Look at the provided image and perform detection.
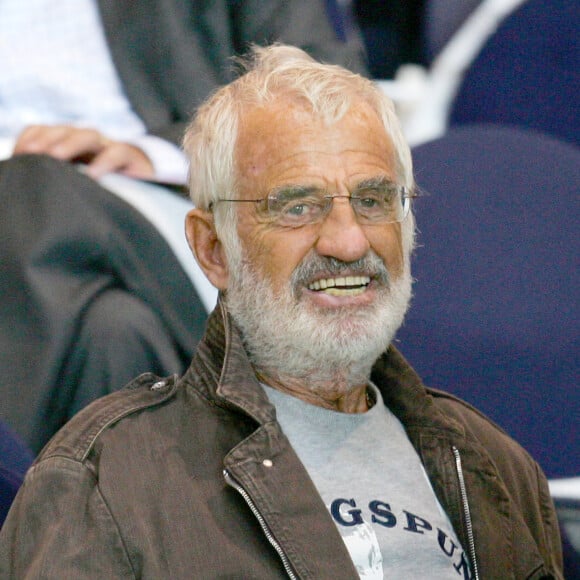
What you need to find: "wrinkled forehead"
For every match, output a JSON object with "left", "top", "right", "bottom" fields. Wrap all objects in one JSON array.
[
  {"left": 234, "top": 99, "right": 396, "bottom": 191},
  {"left": 236, "top": 95, "right": 388, "bottom": 141}
]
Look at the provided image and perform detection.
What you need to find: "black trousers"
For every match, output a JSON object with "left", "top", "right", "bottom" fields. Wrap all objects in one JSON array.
[{"left": 0, "top": 155, "right": 207, "bottom": 452}]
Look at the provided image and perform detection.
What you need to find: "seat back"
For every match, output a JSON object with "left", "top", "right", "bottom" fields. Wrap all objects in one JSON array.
[
  {"left": 449, "top": 0, "right": 580, "bottom": 146},
  {"left": 0, "top": 420, "right": 33, "bottom": 526},
  {"left": 397, "top": 124, "right": 579, "bottom": 478}
]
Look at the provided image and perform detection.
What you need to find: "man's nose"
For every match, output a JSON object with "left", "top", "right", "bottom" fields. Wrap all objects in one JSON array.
[{"left": 314, "top": 197, "right": 370, "bottom": 262}]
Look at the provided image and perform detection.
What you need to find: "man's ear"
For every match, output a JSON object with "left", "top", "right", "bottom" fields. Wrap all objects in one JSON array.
[{"left": 185, "top": 208, "right": 229, "bottom": 290}]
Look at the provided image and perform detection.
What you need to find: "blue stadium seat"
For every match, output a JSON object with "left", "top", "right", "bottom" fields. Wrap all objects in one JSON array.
[
  {"left": 450, "top": 0, "right": 579, "bottom": 146},
  {"left": 0, "top": 420, "right": 33, "bottom": 526},
  {"left": 397, "top": 124, "right": 579, "bottom": 479}
]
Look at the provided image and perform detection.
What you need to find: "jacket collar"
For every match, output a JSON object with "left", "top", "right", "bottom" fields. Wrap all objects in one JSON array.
[
  {"left": 372, "top": 345, "right": 469, "bottom": 442},
  {"left": 186, "top": 299, "right": 277, "bottom": 425}
]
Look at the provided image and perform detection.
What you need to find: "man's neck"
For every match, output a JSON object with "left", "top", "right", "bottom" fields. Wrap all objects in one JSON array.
[{"left": 255, "top": 369, "right": 370, "bottom": 413}]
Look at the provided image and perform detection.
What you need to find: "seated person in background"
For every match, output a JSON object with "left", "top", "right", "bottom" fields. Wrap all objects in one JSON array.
[
  {"left": 0, "top": 44, "right": 562, "bottom": 578},
  {"left": 0, "top": 0, "right": 368, "bottom": 454},
  {"left": 1, "top": 0, "right": 368, "bottom": 182}
]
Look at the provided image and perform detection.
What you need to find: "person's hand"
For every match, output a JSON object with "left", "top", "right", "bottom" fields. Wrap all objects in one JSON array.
[{"left": 13, "top": 125, "right": 155, "bottom": 180}]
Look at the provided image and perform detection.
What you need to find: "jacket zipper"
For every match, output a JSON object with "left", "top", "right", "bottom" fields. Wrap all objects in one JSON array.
[
  {"left": 223, "top": 469, "right": 298, "bottom": 580},
  {"left": 452, "top": 446, "right": 480, "bottom": 580}
]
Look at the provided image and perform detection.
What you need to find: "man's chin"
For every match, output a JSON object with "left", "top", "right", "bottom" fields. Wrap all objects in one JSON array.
[{"left": 298, "top": 301, "right": 399, "bottom": 350}]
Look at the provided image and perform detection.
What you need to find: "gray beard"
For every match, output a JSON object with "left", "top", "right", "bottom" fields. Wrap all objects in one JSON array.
[{"left": 224, "top": 250, "right": 412, "bottom": 389}]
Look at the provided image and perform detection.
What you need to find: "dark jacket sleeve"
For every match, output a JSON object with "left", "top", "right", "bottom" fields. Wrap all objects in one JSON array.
[
  {"left": 229, "top": 0, "right": 368, "bottom": 74},
  {"left": 102, "top": 0, "right": 369, "bottom": 146},
  {"left": 160, "top": 0, "right": 369, "bottom": 144}
]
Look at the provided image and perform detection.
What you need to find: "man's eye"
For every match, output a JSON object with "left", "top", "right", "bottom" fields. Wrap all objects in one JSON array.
[
  {"left": 359, "top": 196, "right": 380, "bottom": 209},
  {"left": 281, "top": 198, "right": 320, "bottom": 218},
  {"left": 286, "top": 202, "right": 308, "bottom": 216},
  {"left": 356, "top": 192, "right": 387, "bottom": 211}
]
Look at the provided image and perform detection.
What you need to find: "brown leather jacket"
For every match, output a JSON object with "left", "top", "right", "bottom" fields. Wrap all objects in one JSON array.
[{"left": 0, "top": 302, "right": 563, "bottom": 578}]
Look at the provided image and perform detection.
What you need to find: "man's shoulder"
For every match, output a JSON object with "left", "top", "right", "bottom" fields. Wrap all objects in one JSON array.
[
  {"left": 426, "top": 387, "right": 541, "bottom": 471},
  {"left": 37, "top": 373, "right": 180, "bottom": 464},
  {"left": 427, "top": 387, "right": 509, "bottom": 431}
]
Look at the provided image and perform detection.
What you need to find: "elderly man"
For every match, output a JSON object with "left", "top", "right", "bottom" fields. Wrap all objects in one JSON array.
[{"left": 0, "top": 45, "right": 562, "bottom": 578}]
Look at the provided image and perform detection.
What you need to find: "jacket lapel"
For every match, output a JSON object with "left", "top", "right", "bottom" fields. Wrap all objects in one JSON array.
[{"left": 225, "top": 422, "right": 360, "bottom": 579}]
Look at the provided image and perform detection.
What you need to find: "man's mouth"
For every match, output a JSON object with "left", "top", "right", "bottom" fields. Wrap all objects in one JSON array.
[{"left": 307, "top": 275, "right": 371, "bottom": 296}]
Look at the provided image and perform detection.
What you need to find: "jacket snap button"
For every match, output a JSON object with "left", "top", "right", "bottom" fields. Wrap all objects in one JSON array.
[
  {"left": 262, "top": 459, "right": 273, "bottom": 468},
  {"left": 151, "top": 380, "right": 166, "bottom": 391}
]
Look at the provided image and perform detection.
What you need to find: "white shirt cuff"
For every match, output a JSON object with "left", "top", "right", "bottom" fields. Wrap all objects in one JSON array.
[{"left": 130, "top": 134, "right": 189, "bottom": 185}]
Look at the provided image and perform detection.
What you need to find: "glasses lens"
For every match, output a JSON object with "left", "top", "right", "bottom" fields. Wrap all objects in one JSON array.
[
  {"left": 352, "top": 185, "right": 405, "bottom": 223},
  {"left": 266, "top": 192, "right": 326, "bottom": 226}
]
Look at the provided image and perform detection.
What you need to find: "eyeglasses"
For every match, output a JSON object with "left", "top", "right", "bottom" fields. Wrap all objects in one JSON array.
[{"left": 211, "top": 182, "right": 414, "bottom": 228}]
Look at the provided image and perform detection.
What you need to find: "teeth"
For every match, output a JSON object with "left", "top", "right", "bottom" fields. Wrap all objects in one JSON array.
[
  {"left": 308, "top": 276, "right": 370, "bottom": 292},
  {"left": 325, "top": 286, "right": 366, "bottom": 297}
]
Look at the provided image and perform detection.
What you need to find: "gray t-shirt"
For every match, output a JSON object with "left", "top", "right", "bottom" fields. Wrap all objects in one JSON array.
[{"left": 263, "top": 383, "right": 472, "bottom": 579}]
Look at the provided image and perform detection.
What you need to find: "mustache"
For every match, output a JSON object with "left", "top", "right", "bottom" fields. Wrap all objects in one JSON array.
[{"left": 290, "top": 252, "right": 390, "bottom": 290}]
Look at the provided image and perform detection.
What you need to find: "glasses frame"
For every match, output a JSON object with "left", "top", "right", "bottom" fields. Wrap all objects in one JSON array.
[{"left": 211, "top": 185, "right": 415, "bottom": 227}]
